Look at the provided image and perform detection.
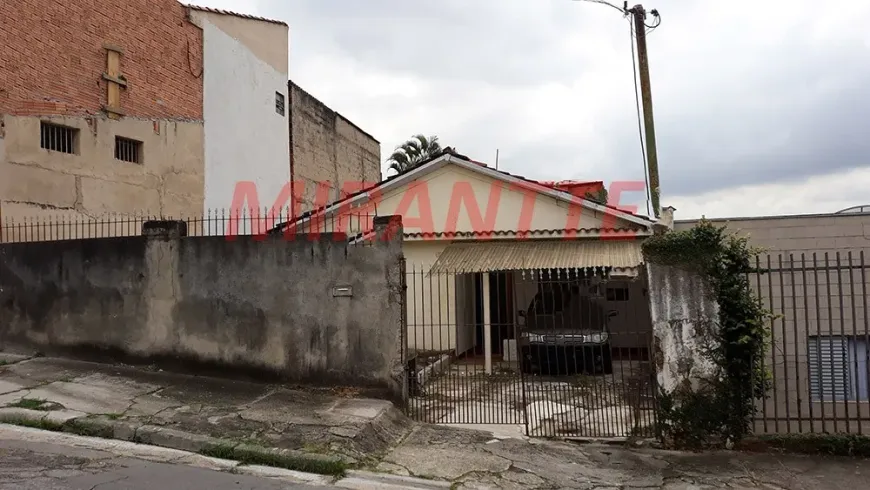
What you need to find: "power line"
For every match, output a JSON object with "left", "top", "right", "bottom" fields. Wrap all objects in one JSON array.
[{"left": 570, "top": 0, "right": 626, "bottom": 14}]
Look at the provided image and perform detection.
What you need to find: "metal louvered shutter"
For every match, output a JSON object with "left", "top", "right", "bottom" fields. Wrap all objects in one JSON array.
[{"left": 808, "top": 336, "right": 851, "bottom": 401}]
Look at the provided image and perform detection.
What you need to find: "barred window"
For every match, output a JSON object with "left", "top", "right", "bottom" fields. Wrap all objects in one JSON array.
[
  {"left": 40, "top": 122, "right": 78, "bottom": 154},
  {"left": 275, "top": 92, "right": 285, "bottom": 116},
  {"left": 114, "top": 136, "right": 143, "bottom": 164}
]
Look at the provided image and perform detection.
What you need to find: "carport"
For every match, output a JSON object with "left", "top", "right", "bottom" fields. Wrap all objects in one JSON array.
[
  {"left": 427, "top": 238, "right": 647, "bottom": 374},
  {"left": 406, "top": 237, "right": 658, "bottom": 437}
]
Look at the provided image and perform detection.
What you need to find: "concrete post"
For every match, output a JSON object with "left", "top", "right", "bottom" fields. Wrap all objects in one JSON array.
[
  {"left": 483, "top": 272, "right": 493, "bottom": 374},
  {"left": 372, "top": 215, "right": 406, "bottom": 403},
  {"left": 139, "top": 220, "right": 185, "bottom": 355}
]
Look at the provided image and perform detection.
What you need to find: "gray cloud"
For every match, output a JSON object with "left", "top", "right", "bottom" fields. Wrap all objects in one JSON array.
[{"left": 215, "top": 0, "right": 870, "bottom": 213}]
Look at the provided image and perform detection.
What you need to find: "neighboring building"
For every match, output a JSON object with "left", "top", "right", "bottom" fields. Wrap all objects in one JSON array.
[
  {"left": 0, "top": 2, "right": 289, "bottom": 220},
  {"left": 675, "top": 209, "right": 870, "bottom": 256},
  {"left": 677, "top": 209, "right": 870, "bottom": 435},
  {"left": 188, "top": 6, "right": 290, "bottom": 216},
  {"left": 275, "top": 149, "right": 659, "bottom": 370},
  {"left": 0, "top": 2, "right": 380, "bottom": 228},
  {"left": 289, "top": 82, "right": 381, "bottom": 212}
]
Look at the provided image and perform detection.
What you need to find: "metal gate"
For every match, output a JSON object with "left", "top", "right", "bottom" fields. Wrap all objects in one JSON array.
[{"left": 404, "top": 266, "right": 658, "bottom": 438}]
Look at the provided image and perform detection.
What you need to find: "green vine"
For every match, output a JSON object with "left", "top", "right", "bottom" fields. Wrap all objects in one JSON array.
[{"left": 643, "top": 220, "right": 774, "bottom": 448}]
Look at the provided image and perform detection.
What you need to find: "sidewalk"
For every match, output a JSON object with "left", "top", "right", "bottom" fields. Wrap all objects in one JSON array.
[{"left": 2, "top": 353, "right": 869, "bottom": 489}]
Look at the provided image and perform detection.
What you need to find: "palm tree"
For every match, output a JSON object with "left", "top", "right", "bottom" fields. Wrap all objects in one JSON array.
[{"left": 387, "top": 135, "right": 442, "bottom": 174}]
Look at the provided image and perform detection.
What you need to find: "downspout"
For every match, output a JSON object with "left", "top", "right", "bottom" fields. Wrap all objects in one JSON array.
[{"left": 288, "top": 81, "right": 295, "bottom": 213}]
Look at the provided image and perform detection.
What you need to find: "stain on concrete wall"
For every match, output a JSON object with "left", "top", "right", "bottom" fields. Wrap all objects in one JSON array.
[
  {"left": 290, "top": 82, "right": 381, "bottom": 211},
  {"left": 0, "top": 114, "right": 204, "bottom": 221},
  {"left": 646, "top": 263, "right": 719, "bottom": 393},
  {"left": 0, "top": 217, "right": 406, "bottom": 399}
]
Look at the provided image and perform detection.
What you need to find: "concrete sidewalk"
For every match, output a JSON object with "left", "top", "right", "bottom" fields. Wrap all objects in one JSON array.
[
  {"left": 0, "top": 354, "right": 411, "bottom": 465},
  {"left": 2, "top": 353, "right": 870, "bottom": 489}
]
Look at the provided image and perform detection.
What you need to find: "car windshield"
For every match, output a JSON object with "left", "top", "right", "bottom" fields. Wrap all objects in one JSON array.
[{"left": 526, "top": 282, "right": 605, "bottom": 331}]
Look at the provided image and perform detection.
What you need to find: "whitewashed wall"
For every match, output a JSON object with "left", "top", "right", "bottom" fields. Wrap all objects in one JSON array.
[{"left": 198, "top": 17, "right": 290, "bottom": 224}]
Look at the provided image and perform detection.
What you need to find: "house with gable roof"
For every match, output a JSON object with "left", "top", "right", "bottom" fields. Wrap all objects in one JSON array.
[{"left": 273, "top": 149, "right": 663, "bottom": 374}]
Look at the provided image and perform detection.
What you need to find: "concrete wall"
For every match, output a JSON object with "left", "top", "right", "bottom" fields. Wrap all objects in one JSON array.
[
  {"left": 0, "top": 0, "right": 205, "bottom": 223},
  {"left": 290, "top": 82, "right": 381, "bottom": 211},
  {"left": 646, "top": 263, "right": 719, "bottom": 393},
  {"left": 0, "top": 115, "right": 204, "bottom": 222},
  {"left": 675, "top": 212, "right": 870, "bottom": 256},
  {"left": 190, "top": 12, "right": 290, "bottom": 217},
  {"left": 0, "top": 217, "right": 406, "bottom": 399}
]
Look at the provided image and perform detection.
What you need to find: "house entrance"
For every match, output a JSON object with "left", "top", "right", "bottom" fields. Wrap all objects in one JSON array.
[
  {"left": 473, "top": 272, "right": 515, "bottom": 358},
  {"left": 404, "top": 265, "right": 659, "bottom": 438}
]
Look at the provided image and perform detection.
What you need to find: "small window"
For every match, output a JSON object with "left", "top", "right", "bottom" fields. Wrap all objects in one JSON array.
[
  {"left": 275, "top": 92, "right": 285, "bottom": 116},
  {"left": 114, "top": 136, "right": 142, "bottom": 164},
  {"left": 808, "top": 336, "right": 869, "bottom": 401},
  {"left": 40, "top": 122, "right": 78, "bottom": 154},
  {"left": 606, "top": 287, "right": 629, "bottom": 302}
]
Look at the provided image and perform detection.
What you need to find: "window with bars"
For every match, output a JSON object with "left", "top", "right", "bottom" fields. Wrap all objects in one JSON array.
[
  {"left": 275, "top": 91, "right": 285, "bottom": 116},
  {"left": 606, "top": 287, "right": 630, "bottom": 302},
  {"left": 114, "top": 136, "right": 143, "bottom": 164},
  {"left": 808, "top": 335, "right": 869, "bottom": 401},
  {"left": 40, "top": 122, "right": 78, "bottom": 154}
]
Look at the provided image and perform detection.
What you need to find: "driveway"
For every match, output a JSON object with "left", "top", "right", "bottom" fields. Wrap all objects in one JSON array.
[{"left": 409, "top": 360, "right": 657, "bottom": 437}]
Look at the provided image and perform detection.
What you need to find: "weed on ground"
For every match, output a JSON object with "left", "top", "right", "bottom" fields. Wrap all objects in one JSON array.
[{"left": 200, "top": 443, "right": 347, "bottom": 477}]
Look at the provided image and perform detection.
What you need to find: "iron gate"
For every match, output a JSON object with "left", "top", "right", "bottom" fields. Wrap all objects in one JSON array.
[{"left": 404, "top": 266, "right": 658, "bottom": 438}]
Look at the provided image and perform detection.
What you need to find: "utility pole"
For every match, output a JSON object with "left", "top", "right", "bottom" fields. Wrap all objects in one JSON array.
[{"left": 628, "top": 4, "right": 661, "bottom": 218}]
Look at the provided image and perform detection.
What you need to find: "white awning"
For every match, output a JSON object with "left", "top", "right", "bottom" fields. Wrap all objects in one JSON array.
[{"left": 428, "top": 240, "right": 644, "bottom": 274}]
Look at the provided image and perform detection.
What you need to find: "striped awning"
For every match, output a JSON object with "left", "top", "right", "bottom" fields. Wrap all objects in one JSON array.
[{"left": 428, "top": 239, "right": 644, "bottom": 274}]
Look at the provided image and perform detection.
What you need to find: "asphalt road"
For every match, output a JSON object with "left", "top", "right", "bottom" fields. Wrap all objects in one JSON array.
[{"left": 0, "top": 438, "right": 330, "bottom": 490}]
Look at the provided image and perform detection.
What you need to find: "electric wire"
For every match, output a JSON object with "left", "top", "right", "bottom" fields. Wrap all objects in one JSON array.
[{"left": 570, "top": 0, "right": 627, "bottom": 14}]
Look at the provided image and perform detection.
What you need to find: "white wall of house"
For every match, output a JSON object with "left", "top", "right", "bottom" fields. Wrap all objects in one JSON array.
[
  {"left": 192, "top": 13, "right": 290, "bottom": 221},
  {"left": 355, "top": 165, "right": 629, "bottom": 238},
  {"left": 405, "top": 241, "right": 459, "bottom": 353}
]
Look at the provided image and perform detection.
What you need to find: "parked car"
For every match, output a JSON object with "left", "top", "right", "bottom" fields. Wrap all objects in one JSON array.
[{"left": 517, "top": 282, "right": 617, "bottom": 376}]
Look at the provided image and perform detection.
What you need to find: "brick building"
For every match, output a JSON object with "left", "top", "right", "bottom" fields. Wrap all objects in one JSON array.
[
  {"left": 289, "top": 82, "right": 381, "bottom": 211},
  {"left": 0, "top": 1, "right": 380, "bottom": 226}
]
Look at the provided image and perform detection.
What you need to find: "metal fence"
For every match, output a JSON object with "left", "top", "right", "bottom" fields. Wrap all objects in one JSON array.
[
  {"left": 0, "top": 207, "right": 377, "bottom": 244},
  {"left": 404, "top": 266, "right": 658, "bottom": 438},
  {"left": 751, "top": 251, "right": 870, "bottom": 435}
]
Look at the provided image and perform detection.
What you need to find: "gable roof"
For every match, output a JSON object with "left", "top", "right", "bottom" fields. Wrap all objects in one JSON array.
[
  {"left": 271, "top": 148, "right": 654, "bottom": 233},
  {"left": 184, "top": 3, "right": 288, "bottom": 26}
]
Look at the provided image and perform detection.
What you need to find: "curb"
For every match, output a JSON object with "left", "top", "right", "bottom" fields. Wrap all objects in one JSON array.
[
  {"left": 0, "top": 409, "right": 453, "bottom": 489},
  {"left": 337, "top": 470, "right": 452, "bottom": 489},
  {"left": 0, "top": 408, "right": 342, "bottom": 472}
]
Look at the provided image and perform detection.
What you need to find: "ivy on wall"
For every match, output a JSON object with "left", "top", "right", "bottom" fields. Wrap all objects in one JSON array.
[{"left": 643, "top": 220, "right": 774, "bottom": 448}]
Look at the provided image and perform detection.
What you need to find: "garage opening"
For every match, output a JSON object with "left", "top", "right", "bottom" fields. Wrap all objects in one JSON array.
[{"left": 405, "top": 239, "right": 658, "bottom": 438}]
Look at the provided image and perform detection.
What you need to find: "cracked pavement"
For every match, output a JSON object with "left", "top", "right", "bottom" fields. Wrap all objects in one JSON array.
[
  {"left": 3, "top": 354, "right": 870, "bottom": 489},
  {"left": 0, "top": 355, "right": 410, "bottom": 463},
  {"left": 380, "top": 423, "right": 870, "bottom": 489},
  {"left": 0, "top": 437, "right": 328, "bottom": 489}
]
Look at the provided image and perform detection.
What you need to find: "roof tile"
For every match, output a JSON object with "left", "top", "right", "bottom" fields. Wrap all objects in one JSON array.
[{"left": 184, "top": 3, "right": 288, "bottom": 26}]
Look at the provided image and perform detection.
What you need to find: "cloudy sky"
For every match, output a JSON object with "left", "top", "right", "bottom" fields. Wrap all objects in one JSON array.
[{"left": 199, "top": 0, "right": 869, "bottom": 219}]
